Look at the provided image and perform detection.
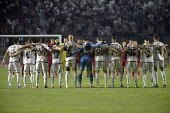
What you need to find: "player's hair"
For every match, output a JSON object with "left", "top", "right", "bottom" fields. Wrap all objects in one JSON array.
[
  {"left": 40, "top": 37, "right": 45, "bottom": 43},
  {"left": 55, "top": 39, "right": 60, "bottom": 46},
  {"left": 129, "top": 38, "right": 133, "bottom": 41},
  {"left": 12, "top": 37, "right": 19, "bottom": 44},
  {"left": 153, "top": 34, "right": 159, "bottom": 40},
  {"left": 112, "top": 36, "right": 116, "bottom": 40},
  {"left": 83, "top": 38, "right": 87, "bottom": 41},
  {"left": 144, "top": 37, "right": 149, "bottom": 41},
  {"left": 97, "top": 37, "right": 102, "bottom": 41},
  {"left": 64, "top": 37, "right": 67, "bottom": 39},
  {"left": 68, "top": 35, "right": 74, "bottom": 40},
  {"left": 28, "top": 39, "right": 33, "bottom": 43}
]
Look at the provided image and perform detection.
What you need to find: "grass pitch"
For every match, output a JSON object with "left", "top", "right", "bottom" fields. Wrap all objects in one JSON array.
[{"left": 0, "top": 67, "right": 170, "bottom": 113}]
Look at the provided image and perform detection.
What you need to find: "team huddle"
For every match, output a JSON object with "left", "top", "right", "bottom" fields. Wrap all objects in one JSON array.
[{"left": 2, "top": 35, "right": 168, "bottom": 88}]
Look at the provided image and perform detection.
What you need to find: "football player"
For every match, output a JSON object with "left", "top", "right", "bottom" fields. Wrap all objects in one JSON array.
[{"left": 2, "top": 37, "right": 33, "bottom": 88}]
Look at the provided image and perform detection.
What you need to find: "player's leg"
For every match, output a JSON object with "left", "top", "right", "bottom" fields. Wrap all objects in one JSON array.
[
  {"left": 117, "top": 60, "right": 124, "bottom": 87},
  {"left": 51, "top": 64, "right": 56, "bottom": 88},
  {"left": 138, "top": 61, "right": 141, "bottom": 78},
  {"left": 110, "top": 61, "right": 115, "bottom": 87},
  {"left": 159, "top": 60, "right": 166, "bottom": 87},
  {"left": 36, "top": 62, "right": 41, "bottom": 88},
  {"left": 22, "top": 63, "right": 24, "bottom": 78},
  {"left": 8, "top": 63, "right": 13, "bottom": 88},
  {"left": 78, "top": 58, "right": 84, "bottom": 88},
  {"left": 65, "top": 61, "right": 70, "bottom": 88},
  {"left": 109, "top": 62, "right": 111, "bottom": 77},
  {"left": 58, "top": 64, "right": 63, "bottom": 88},
  {"left": 30, "top": 64, "right": 35, "bottom": 88},
  {"left": 91, "top": 57, "right": 95, "bottom": 77},
  {"left": 12, "top": 71, "right": 15, "bottom": 78},
  {"left": 14, "top": 62, "right": 22, "bottom": 88},
  {"left": 154, "top": 60, "right": 158, "bottom": 87},
  {"left": 126, "top": 62, "right": 131, "bottom": 87},
  {"left": 95, "top": 61, "right": 100, "bottom": 87},
  {"left": 42, "top": 62, "right": 48, "bottom": 88},
  {"left": 72, "top": 60, "right": 77, "bottom": 88},
  {"left": 102, "top": 62, "right": 108, "bottom": 88},
  {"left": 48, "top": 56, "right": 52, "bottom": 78},
  {"left": 23, "top": 64, "right": 29, "bottom": 88},
  {"left": 86, "top": 58, "right": 93, "bottom": 87},
  {"left": 142, "top": 63, "right": 147, "bottom": 88},
  {"left": 131, "top": 68, "right": 134, "bottom": 78},
  {"left": 149, "top": 63, "right": 154, "bottom": 88},
  {"left": 121, "top": 60, "right": 124, "bottom": 75},
  {"left": 133, "top": 62, "right": 138, "bottom": 87}
]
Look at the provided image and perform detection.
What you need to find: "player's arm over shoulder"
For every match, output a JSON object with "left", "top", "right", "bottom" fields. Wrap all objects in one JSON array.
[{"left": 9, "top": 50, "right": 23, "bottom": 57}]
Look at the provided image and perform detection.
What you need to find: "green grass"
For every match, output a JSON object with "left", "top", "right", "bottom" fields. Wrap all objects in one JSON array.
[{"left": 0, "top": 67, "right": 170, "bottom": 113}]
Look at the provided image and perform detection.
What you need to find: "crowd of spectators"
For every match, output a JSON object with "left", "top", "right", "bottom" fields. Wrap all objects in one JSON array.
[{"left": 0, "top": 0, "right": 170, "bottom": 40}]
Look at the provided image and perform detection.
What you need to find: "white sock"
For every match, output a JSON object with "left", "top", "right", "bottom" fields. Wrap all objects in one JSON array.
[
  {"left": 30, "top": 73, "right": 34, "bottom": 86},
  {"left": 59, "top": 72, "right": 63, "bottom": 86},
  {"left": 104, "top": 73, "right": 108, "bottom": 86},
  {"left": 8, "top": 72, "right": 12, "bottom": 86},
  {"left": 51, "top": 71, "right": 54, "bottom": 86},
  {"left": 36, "top": 72, "right": 40, "bottom": 86},
  {"left": 16, "top": 73, "right": 20, "bottom": 86},
  {"left": 154, "top": 71, "right": 158, "bottom": 85},
  {"left": 134, "top": 71, "right": 138, "bottom": 86},
  {"left": 161, "top": 71, "right": 166, "bottom": 85},
  {"left": 44, "top": 71, "right": 47, "bottom": 86},
  {"left": 96, "top": 73, "right": 99, "bottom": 86},
  {"left": 111, "top": 72, "right": 115, "bottom": 86},
  {"left": 127, "top": 70, "right": 130, "bottom": 86},
  {"left": 65, "top": 71, "right": 69, "bottom": 86},
  {"left": 143, "top": 71, "right": 146, "bottom": 86},
  {"left": 24, "top": 73, "right": 27, "bottom": 86},
  {"left": 119, "top": 72, "right": 123, "bottom": 85},
  {"left": 149, "top": 71, "right": 153, "bottom": 86},
  {"left": 73, "top": 71, "right": 77, "bottom": 86}
]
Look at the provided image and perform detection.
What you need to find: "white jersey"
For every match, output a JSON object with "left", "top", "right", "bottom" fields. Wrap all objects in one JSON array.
[
  {"left": 36, "top": 44, "right": 50, "bottom": 62},
  {"left": 51, "top": 46, "right": 63, "bottom": 64},
  {"left": 153, "top": 41, "right": 165, "bottom": 61},
  {"left": 126, "top": 44, "right": 138, "bottom": 62},
  {"left": 109, "top": 42, "right": 122, "bottom": 61},
  {"left": 142, "top": 44, "right": 154, "bottom": 63},
  {"left": 23, "top": 46, "right": 36, "bottom": 64},
  {"left": 64, "top": 41, "right": 77, "bottom": 61},
  {"left": 95, "top": 43, "right": 108, "bottom": 62},
  {"left": 7, "top": 45, "right": 22, "bottom": 62}
]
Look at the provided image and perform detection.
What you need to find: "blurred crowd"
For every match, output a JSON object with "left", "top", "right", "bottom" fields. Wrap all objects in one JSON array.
[{"left": 0, "top": 0, "right": 170, "bottom": 38}]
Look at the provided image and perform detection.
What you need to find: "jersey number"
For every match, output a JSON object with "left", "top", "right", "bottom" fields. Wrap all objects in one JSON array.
[
  {"left": 66, "top": 49, "right": 72, "bottom": 57},
  {"left": 26, "top": 51, "right": 31, "bottom": 58},
  {"left": 96, "top": 48, "right": 104, "bottom": 53},
  {"left": 146, "top": 50, "right": 150, "bottom": 58},
  {"left": 10, "top": 51, "right": 16, "bottom": 58}
]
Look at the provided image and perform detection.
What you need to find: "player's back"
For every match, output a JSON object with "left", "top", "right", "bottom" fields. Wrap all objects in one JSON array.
[
  {"left": 64, "top": 41, "right": 77, "bottom": 61},
  {"left": 121, "top": 47, "right": 127, "bottom": 61},
  {"left": 7, "top": 45, "right": 22, "bottom": 62},
  {"left": 142, "top": 44, "right": 154, "bottom": 63},
  {"left": 95, "top": 43, "right": 108, "bottom": 61},
  {"left": 153, "top": 41, "right": 164, "bottom": 61},
  {"left": 23, "top": 46, "right": 36, "bottom": 64},
  {"left": 126, "top": 44, "right": 138, "bottom": 62},
  {"left": 110, "top": 42, "right": 122, "bottom": 61},
  {"left": 51, "top": 46, "right": 63, "bottom": 64},
  {"left": 79, "top": 42, "right": 92, "bottom": 58},
  {"left": 36, "top": 44, "right": 49, "bottom": 62}
]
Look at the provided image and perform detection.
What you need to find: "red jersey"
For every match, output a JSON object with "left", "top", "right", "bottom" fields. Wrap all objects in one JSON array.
[
  {"left": 47, "top": 42, "right": 55, "bottom": 56},
  {"left": 121, "top": 47, "right": 127, "bottom": 60}
]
